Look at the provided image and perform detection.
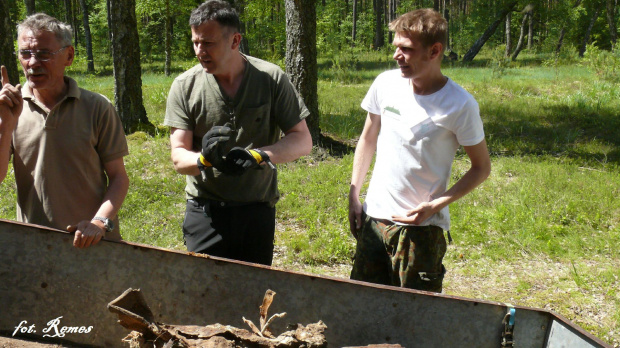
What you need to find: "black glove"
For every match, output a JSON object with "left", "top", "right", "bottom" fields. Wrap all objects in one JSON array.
[
  {"left": 200, "top": 123, "right": 234, "bottom": 174},
  {"left": 225, "top": 147, "right": 274, "bottom": 175}
]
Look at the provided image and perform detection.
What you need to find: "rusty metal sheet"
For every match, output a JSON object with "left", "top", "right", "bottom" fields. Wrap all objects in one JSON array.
[{"left": 0, "top": 219, "right": 610, "bottom": 347}]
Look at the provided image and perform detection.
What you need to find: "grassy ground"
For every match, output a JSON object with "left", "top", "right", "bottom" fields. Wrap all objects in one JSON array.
[{"left": 0, "top": 55, "right": 618, "bottom": 346}]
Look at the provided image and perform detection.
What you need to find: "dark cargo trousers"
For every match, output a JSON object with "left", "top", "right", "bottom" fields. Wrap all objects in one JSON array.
[
  {"left": 182, "top": 198, "right": 276, "bottom": 266},
  {"left": 351, "top": 213, "right": 447, "bottom": 292}
]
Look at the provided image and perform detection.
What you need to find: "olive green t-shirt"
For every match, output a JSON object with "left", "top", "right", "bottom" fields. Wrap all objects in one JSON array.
[
  {"left": 12, "top": 77, "right": 128, "bottom": 239},
  {"left": 164, "top": 55, "right": 309, "bottom": 205}
]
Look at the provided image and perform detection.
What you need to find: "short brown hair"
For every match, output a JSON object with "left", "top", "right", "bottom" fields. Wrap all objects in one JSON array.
[{"left": 389, "top": 9, "right": 447, "bottom": 49}]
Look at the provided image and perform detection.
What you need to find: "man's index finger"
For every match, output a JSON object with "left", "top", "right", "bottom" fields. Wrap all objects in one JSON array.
[{"left": 1, "top": 65, "right": 9, "bottom": 86}]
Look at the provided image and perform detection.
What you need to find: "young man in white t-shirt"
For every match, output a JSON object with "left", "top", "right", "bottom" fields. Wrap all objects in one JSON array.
[{"left": 348, "top": 8, "right": 491, "bottom": 292}]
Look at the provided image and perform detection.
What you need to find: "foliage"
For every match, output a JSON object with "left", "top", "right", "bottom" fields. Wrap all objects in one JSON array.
[
  {"left": 316, "top": 0, "right": 348, "bottom": 55},
  {"left": 583, "top": 44, "right": 620, "bottom": 82},
  {"left": 4, "top": 0, "right": 620, "bottom": 67},
  {"left": 542, "top": 44, "right": 581, "bottom": 70},
  {"left": 242, "top": 0, "right": 286, "bottom": 58},
  {"left": 488, "top": 45, "right": 510, "bottom": 78}
]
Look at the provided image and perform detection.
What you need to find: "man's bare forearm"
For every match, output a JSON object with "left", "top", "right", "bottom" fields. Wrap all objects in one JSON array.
[{"left": 260, "top": 120, "right": 312, "bottom": 164}]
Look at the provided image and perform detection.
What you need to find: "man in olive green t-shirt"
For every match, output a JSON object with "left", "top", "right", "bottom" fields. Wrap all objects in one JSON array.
[
  {"left": 164, "top": 0, "right": 312, "bottom": 265},
  {"left": 0, "top": 14, "right": 129, "bottom": 249}
]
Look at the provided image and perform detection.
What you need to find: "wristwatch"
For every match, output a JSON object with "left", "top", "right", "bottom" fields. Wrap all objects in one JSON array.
[{"left": 92, "top": 216, "right": 114, "bottom": 233}]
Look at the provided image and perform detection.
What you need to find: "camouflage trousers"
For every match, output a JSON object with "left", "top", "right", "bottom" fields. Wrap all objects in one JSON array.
[{"left": 350, "top": 213, "right": 447, "bottom": 293}]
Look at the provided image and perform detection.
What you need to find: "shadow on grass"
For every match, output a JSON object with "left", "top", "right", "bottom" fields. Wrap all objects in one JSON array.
[
  {"left": 317, "top": 133, "right": 356, "bottom": 158},
  {"left": 316, "top": 94, "right": 620, "bottom": 165},
  {"left": 484, "top": 103, "right": 620, "bottom": 165}
]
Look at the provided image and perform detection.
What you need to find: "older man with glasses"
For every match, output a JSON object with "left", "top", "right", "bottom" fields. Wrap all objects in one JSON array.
[{"left": 0, "top": 13, "right": 129, "bottom": 249}]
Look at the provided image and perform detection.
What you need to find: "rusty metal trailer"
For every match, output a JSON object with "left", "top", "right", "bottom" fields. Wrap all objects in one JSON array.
[{"left": 0, "top": 219, "right": 611, "bottom": 347}]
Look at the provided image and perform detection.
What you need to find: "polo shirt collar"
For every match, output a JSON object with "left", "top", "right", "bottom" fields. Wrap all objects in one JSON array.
[{"left": 22, "top": 76, "right": 81, "bottom": 103}]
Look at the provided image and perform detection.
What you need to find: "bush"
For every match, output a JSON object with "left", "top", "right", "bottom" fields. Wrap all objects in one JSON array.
[
  {"left": 583, "top": 44, "right": 620, "bottom": 82},
  {"left": 542, "top": 44, "right": 581, "bottom": 68}
]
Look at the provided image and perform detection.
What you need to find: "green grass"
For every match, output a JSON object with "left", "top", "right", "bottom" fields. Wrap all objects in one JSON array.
[{"left": 0, "top": 56, "right": 618, "bottom": 346}]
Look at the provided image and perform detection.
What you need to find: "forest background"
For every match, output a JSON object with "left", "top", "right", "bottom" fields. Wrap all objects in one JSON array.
[{"left": 0, "top": 0, "right": 619, "bottom": 347}]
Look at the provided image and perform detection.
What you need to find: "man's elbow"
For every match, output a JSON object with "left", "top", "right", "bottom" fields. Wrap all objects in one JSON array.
[
  {"left": 171, "top": 158, "right": 183, "bottom": 174},
  {"left": 478, "top": 160, "right": 491, "bottom": 183},
  {"left": 285, "top": 124, "right": 312, "bottom": 160},
  {"left": 170, "top": 150, "right": 186, "bottom": 174},
  {"left": 300, "top": 131, "right": 313, "bottom": 157}
]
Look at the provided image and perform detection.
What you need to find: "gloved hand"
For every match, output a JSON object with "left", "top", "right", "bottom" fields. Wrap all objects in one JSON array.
[
  {"left": 225, "top": 147, "right": 274, "bottom": 175},
  {"left": 200, "top": 123, "right": 234, "bottom": 174}
]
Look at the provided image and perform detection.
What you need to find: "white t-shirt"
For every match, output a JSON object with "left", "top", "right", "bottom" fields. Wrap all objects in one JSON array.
[{"left": 361, "top": 69, "right": 485, "bottom": 230}]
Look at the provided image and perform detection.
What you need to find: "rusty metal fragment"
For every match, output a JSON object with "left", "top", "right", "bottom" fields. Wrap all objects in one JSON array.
[
  {"left": 108, "top": 288, "right": 327, "bottom": 348},
  {"left": 244, "top": 289, "right": 287, "bottom": 338}
]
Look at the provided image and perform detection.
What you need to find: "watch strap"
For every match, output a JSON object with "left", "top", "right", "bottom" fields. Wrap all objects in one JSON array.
[{"left": 92, "top": 216, "right": 114, "bottom": 233}]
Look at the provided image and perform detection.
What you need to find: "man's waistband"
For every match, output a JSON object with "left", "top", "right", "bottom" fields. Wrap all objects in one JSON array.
[{"left": 188, "top": 197, "right": 261, "bottom": 208}]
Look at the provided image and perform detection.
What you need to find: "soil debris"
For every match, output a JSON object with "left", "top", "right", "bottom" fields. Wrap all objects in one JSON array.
[{"left": 108, "top": 288, "right": 327, "bottom": 348}]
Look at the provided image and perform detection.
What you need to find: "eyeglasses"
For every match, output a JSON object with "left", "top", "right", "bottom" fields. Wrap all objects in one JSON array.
[{"left": 17, "top": 46, "right": 68, "bottom": 62}]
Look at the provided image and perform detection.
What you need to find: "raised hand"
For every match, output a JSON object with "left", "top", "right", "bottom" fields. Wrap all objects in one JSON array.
[{"left": 0, "top": 65, "right": 23, "bottom": 125}]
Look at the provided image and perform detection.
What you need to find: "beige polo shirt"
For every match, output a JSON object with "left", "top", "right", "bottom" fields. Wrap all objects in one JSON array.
[{"left": 11, "top": 77, "right": 128, "bottom": 239}]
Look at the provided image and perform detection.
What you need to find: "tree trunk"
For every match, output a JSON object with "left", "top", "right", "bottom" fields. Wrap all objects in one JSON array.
[
  {"left": 606, "top": 0, "right": 617, "bottom": 49},
  {"left": 373, "top": 0, "right": 384, "bottom": 49},
  {"left": 556, "top": 0, "right": 583, "bottom": 54},
  {"left": 511, "top": 12, "right": 529, "bottom": 61},
  {"left": 106, "top": 0, "right": 112, "bottom": 42},
  {"left": 556, "top": 27, "right": 567, "bottom": 54},
  {"left": 580, "top": 7, "right": 601, "bottom": 57},
  {"left": 444, "top": 6, "right": 449, "bottom": 50},
  {"left": 351, "top": 0, "right": 357, "bottom": 47},
  {"left": 527, "top": 8, "right": 533, "bottom": 49},
  {"left": 505, "top": 11, "right": 512, "bottom": 56},
  {"left": 285, "top": 0, "right": 320, "bottom": 143},
  {"left": 0, "top": 0, "right": 20, "bottom": 85},
  {"left": 72, "top": 0, "right": 79, "bottom": 47},
  {"left": 232, "top": 0, "right": 250, "bottom": 55},
  {"left": 65, "top": 0, "right": 78, "bottom": 47},
  {"left": 387, "top": 0, "right": 397, "bottom": 44},
  {"left": 24, "top": 0, "right": 35, "bottom": 15},
  {"left": 164, "top": 0, "right": 171, "bottom": 76},
  {"left": 63, "top": 0, "right": 71, "bottom": 25},
  {"left": 78, "top": 0, "right": 94, "bottom": 72},
  {"left": 269, "top": 7, "right": 275, "bottom": 54},
  {"left": 108, "top": 0, "right": 150, "bottom": 133},
  {"left": 462, "top": 1, "right": 517, "bottom": 62}
]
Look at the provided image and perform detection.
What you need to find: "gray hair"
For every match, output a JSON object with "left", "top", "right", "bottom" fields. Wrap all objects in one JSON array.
[{"left": 17, "top": 13, "right": 73, "bottom": 47}]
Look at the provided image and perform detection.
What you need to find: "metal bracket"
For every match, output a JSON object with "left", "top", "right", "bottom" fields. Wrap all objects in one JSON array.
[{"left": 501, "top": 304, "right": 516, "bottom": 347}]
